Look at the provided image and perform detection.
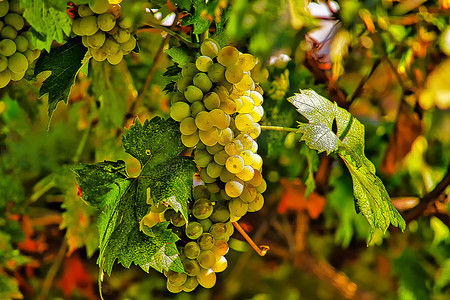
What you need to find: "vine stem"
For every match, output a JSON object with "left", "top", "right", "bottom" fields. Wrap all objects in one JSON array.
[
  {"left": 140, "top": 20, "right": 198, "bottom": 48},
  {"left": 37, "top": 240, "right": 67, "bottom": 300},
  {"left": 232, "top": 222, "right": 270, "bottom": 256},
  {"left": 260, "top": 125, "right": 298, "bottom": 132}
]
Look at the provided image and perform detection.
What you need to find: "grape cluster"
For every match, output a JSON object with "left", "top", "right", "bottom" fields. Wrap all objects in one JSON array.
[
  {"left": 0, "top": 0, "right": 41, "bottom": 88},
  {"left": 71, "top": 0, "right": 136, "bottom": 65},
  {"left": 161, "top": 39, "right": 267, "bottom": 292}
]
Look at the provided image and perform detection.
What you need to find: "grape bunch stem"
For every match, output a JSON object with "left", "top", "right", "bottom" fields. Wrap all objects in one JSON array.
[
  {"left": 260, "top": 125, "right": 298, "bottom": 132},
  {"left": 232, "top": 222, "right": 269, "bottom": 256}
]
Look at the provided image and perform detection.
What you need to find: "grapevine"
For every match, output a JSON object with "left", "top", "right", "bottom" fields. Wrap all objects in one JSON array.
[{"left": 0, "top": 0, "right": 40, "bottom": 88}]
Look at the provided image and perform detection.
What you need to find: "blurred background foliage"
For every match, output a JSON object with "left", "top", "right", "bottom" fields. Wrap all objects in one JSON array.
[{"left": 1, "top": 0, "right": 450, "bottom": 299}]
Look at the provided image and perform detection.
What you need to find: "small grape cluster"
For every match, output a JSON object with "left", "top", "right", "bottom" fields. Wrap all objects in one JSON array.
[
  {"left": 156, "top": 39, "right": 267, "bottom": 292},
  {"left": 0, "top": 0, "right": 41, "bottom": 88},
  {"left": 71, "top": 0, "right": 136, "bottom": 65}
]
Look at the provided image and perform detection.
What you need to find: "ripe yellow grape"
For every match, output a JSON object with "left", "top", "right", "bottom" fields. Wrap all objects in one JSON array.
[
  {"left": 206, "top": 161, "right": 223, "bottom": 178},
  {"left": 228, "top": 197, "right": 248, "bottom": 217},
  {"left": 217, "top": 46, "right": 239, "bottom": 66},
  {"left": 0, "top": 68, "right": 11, "bottom": 88},
  {"left": 195, "top": 55, "right": 213, "bottom": 72},
  {"left": 72, "top": 19, "right": 84, "bottom": 36},
  {"left": 248, "top": 193, "right": 264, "bottom": 212},
  {"left": 239, "top": 183, "right": 257, "bottom": 203},
  {"left": 239, "top": 95, "right": 255, "bottom": 113},
  {"left": 224, "top": 139, "right": 243, "bottom": 156},
  {"left": 203, "top": 92, "right": 221, "bottom": 110},
  {"left": 225, "top": 155, "right": 245, "bottom": 174},
  {"left": 200, "top": 39, "right": 220, "bottom": 58},
  {"left": 197, "top": 268, "right": 216, "bottom": 289},
  {"left": 218, "top": 98, "right": 237, "bottom": 115},
  {"left": 235, "top": 113, "right": 254, "bottom": 131},
  {"left": 199, "top": 127, "right": 221, "bottom": 146},
  {"left": 120, "top": 35, "right": 136, "bottom": 53},
  {"left": 248, "top": 169, "right": 263, "bottom": 187},
  {"left": 107, "top": 49, "right": 124, "bottom": 65},
  {"left": 218, "top": 127, "right": 233, "bottom": 146},
  {"left": 170, "top": 101, "right": 190, "bottom": 122},
  {"left": 90, "top": 46, "right": 108, "bottom": 61},
  {"left": 212, "top": 256, "right": 228, "bottom": 273},
  {"left": 113, "top": 28, "right": 131, "bottom": 43},
  {"left": 97, "top": 13, "right": 116, "bottom": 32},
  {"left": 209, "top": 108, "right": 229, "bottom": 129},
  {"left": 237, "top": 53, "right": 256, "bottom": 71},
  {"left": 249, "top": 105, "right": 264, "bottom": 122},
  {"left": 240, "top": 150, "right": 254, "bottom": 165},
  {"left": 195, "top": 111, "right": 214, "bottom": 131},
  {"left": 10, "top": 70, "right": 25, "bottom": 81},
  {"left": 249, "top": 90, "right": 264, "bottom": 106},
  {"left": 181, "top": 131, "right": 200, "bottom": 148},
  {"left": 104, "top": 36, "right": 121, "bottom": 54},
  {"left": 180, "top": 117, "right": 197, "bottom": 135},
  {"left": 234, "top": 73, "right": 254, "bottom": 91},
  {"left": 224, "top": 64, "right": 244, "bottom": 84},
  {"left": 236, "top": 165, "right": 255, "bottom": 182},
  {"left": 251, "top": 153, "right": 263, "bottom": 169},
  {"left": 225, "top": 180, "right": 244, "bottom": 197}
]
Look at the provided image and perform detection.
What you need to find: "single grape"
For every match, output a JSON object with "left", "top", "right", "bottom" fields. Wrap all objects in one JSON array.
[
  {"left": 239, "top": 183, "right": 257, "bottom": 203},
  {"left": 211, "top": 240, "right": 229, "bottom": 257},
  {"left": 113, "top": 28, "right": 131, "bottom": 43},
  {"left": 199, "top": 167, "right": 217, "bottom": 184},
  {"left": 220, "top": 168, "right": 236, "bottom": 183},
  {"left": 206, "top": 161, "right": 223, "bottom": 179},
  {"left": 245, "top": 122, "right": 261, "bottom": 139},
  {"left": 199, "top": 127, "right": 221, "bottom": 147},
  {"left": 184, "top": 241, "right": 201, "bottom": 259},
  {"left": 192, "top": 198, "right": 213, "bottom": 219},
  {"left": 181, "top": 62, "right": 198, "bottom": 77},
  {"left": 209, "top": 223, "right": 228, "bottom": 241},
  {"left": 90, "top": 46, "right": 108, "bottom": 61},
  {"left": 0, "top": 55, "right": 8, "bottom": 72},
  {"left": 197, "top": 268, "right": 216, "bottom": 289},
  {"left": 256, "top": 179, "right": 267, "bottom": 193},
  {"left": 120, "top": 35, "right": 136, "bottom": 53},
  {"left": 176, "top": 75, "right": 192, "bottom": 93},
  {"left": 214, "top": 150, "right": 229, "bottom": 166},
  {"left": 212, "top": 256, "right": 228, "bottom": 273},
  {"left": 248, "top": 169, "right": 263, "bottom": 187},
  {"left": 183, "top": 258, "right": 201, "bottom": 276},
  {"left": 72, "top": 19, "right": 84, "bottom": 36},
  {"left": 200, "top": 39, "right": 219, "bottom": 58},
  {"left": 104, "top": 36, "right": 121, "bottom": 54},
  {"left": 217, "top": 46, "right": 239, "bottom": 66},
  {"left": 238, "top": 96, "right": 255, "bottom": 113},
  {"left": 107, "top": 49, "right": 124, "bottom": 65},
  {"left": 180, "top": 117, "right": 197, "bottom": 135},
  {"left": 247, "top": 193, "right": 264, "bottom": 212},
  {"left": 225, "top": 64, "right": 244, "bottom": 84},
  {"left": 167, "top": 270, "right": 187, "bottom": 286},
  {"left": 89, "top": 0, "right": 109, "bottom": 14},
  {"left": 186, "top": 221, "right": 204, "bottom": 240},
  {"left": 1, "top": 26, "right": 17, "bottom": 40},
  {"left": 197, "top": 250, "right": 216, "bottom": 269},
  {"left": 181, "top": 131, "right": 200, "bottom": 147},
  {"left": 229, "top": 198, "right": 248, "bottom": 218},
  {"left": 237, "top": 53, "right": 257, "bottom": 71},
  {"left": 249, "top": 90, "right": 264, "bottom": 106},
  {"left": 225, "top": 180, "right": 244, "bottom": 198},
  {"left": 198, "top": 218, "right": 213, "bottom": 232},
  {"left": 0, "top": 68, "right": 11, "bottom": 88},
  {"left": 87, "top": 30, "right": 106, "bottom": 49},
  {"left": 194, "top": 149, "right": 213, "bottom": 168},
  {"left": 0, "top": 2, "right": 9, "bottom": 18},
  {"left": 107, "top": 4, "right": 122, "bottom": 19},
  {"left": 190, "top": 101, "right": 206, "bottom": 117},
  {"left": 14, "top": 36, "right": 28, "bottom": 53},
  {"left": 210, "top": 109, "right": 230, "bottom": 130},
  {"left": 170, "top": 101, "right": 190, "bottom": 122},
  {"left": 249, "top": 105, "right": 264, "bottom": 122},
  {"left": 218, "top": 98, "right": 237, "bottom": 115},
  {"left": 182, "top": 276, "right": 199, "bottom": 292},
  {"left": 195, "top": 55, "right": 213, "bottom": 72},
  {"left": 251, "top": 153, "right": 263, "bottom": 169},
  {"left": 184, "top": 85, "right": 203, "bottom": 103},
  {"left": 236, "top": 133, "right": 253, "bottom": 150},
  {"left": 8, "top": 0, "right": 23, "bottom": 14},
  {"left": 7, "top": 52, "right": 28, "bottom": 74},
  {"left": 197, "top": 233, "right": 215, "bottom": 250},
  {"left": 203, "top": 92, "right": 221, "bottom": 110},
  {"left": 235, "top": 113, "right": 254, "bottom": 131},
  {"left": 207, "top": 63, "right": 226, "bottom": 83},
  {"left": 195, "top": 111, "right": 214, "bottom": 131},
  {"left": 97, "top": 13, "right": 116, "bottom": 32},
  {"left": 225, "top": 221, "right": 234, "bottom": 236},
  {"left": 80, "top": 16, "right": 99, "bottom": 36},
  {"left": 10, "top": 69, "right": 24, "bottom": 81},
  {"left": 169, "top": 211, "right": 186, "bottom": 227},
  {"left": 193, "top": 72, "right": 212, "bottom": 93},
  {"left": 167, "top": 281, "right": 183, "bottom": 293},
  {"left": 236, "top": 165, "right": 255, "bottom": 182},
  {"left": 218, "top": 127, "right": 233, "bottom": 146},
  {"left": 226, "top": 155, "right": 245, "bottom": 174},
  {"left": 4, "top": 13, "right": 24, "bottom": 31},
  {"left": 193, "top": 184, "right": 211, "bottom": 200},
  {"left": 118, "top": 17, "right": 133, "bottom": 29},
  {"left": 206, "top": 144, "right": 223, "bottom": 155},
  {"left": 78, "top": 4, "right": 94, "bottom": 17},
  {"left": 206, "top": 182, "right": 221, "bottom": 193},
  {"left": 224, "top": 140, "right": 243, "bottom": 156}
]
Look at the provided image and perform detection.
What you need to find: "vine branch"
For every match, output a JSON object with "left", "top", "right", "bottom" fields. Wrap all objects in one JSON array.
[{"left": 260, "top": 125, "right": 298, "bottom": 132}]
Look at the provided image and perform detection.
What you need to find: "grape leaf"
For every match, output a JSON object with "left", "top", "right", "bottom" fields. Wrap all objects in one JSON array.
[
  {"left": 73, "top": 117, "right": 196, "bottom": 278},
  {"left": 34, "top": 37, "right": 87, "bottom": 121},
  {"left": 288, "top": 90, "right": 406, "bottom": 239},
  {"left": 180, "top": 0, "right": 219, "bottom": 34},
  {"left": 165, "top": 46, "right": 195, "bottom": 66}
]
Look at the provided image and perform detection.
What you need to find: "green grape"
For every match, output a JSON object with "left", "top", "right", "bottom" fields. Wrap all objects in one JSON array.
[
  {"left": 198, "top": 218, "right": 212, "bottom": 232},
  {"left": 192, "top": 198, "right": 213, "bottom": 219},
  {"left": 0, "top": 2, "right": 9, "bottom": 18},
  {"left": 167, "top": 281, "right": 183, "bottom": 293},
  {"left": 10, "top": 69, "right": 24, "bottom": 81},
  {"left": 118, "top": 17, "right": 133, "bottom": 29},
  {"left": 256, "top": 179, "right": 267, "bottom": 193},
  {"left": 210, "top": 109, "right": 230, "bottom": 130},
  {"left": 97, "top": 13, "right": 116, "bottom": 32},
  {"left": 0, "top": 21, "right": 4, "bottom": 32},
  {"left": 170, "top": 101, "right": 190, "bottom": 122},
  {"left": 214, "top": 150, "right": 229, "bottom": 166},
  {"left": 225, "top": 221, "right": 234, "bottom": 236},
  {"left": 14, "top": 36, "right": 28, "bottom": 53},
  {"left": 195, "top": 55, "right": 213, "bottom": 72},
  {"left": 200, "top": 39, "right": 219, "bottom": 58},
  {"left": 200, "top": 167, "right": 215, "bottom": 183},
  {"left": 113, "top": 28, "right": 131, "bottom": 43},
  {"left": 0, "top": 55, "right": 7, "bottom": 72},
  {"left": 180, "top": 117, "right": 197, "bottom": 135},
  {"left": 218, "top": 127, "right": 233, "bottom": 146},
  {"left": 89, "top": 0, "right": 109, "bottom": 14},
  {"left": 176, "top": 75, "right": 192, "bottom": 92},
  {"left": 251, "top": 153, "right": 263, "bottom": 169},
  {"left": 186, "top": 221, "right": 204, "bottom": 240},
  {"left": 224, "top": 140, "right": 243, "bottom": 156},
  {"left": 72, "top": 19, "right": 84, "bottom": 36},
  {"left": 247, "top": 193, "right": 264, "bottom": 212},
  {"left": 8, "top": 0, "right": 23, "bottom": 14},
  {"left": 184, "top": 241, "right": 201, "bottom": 259},
  {"left": 193, "top": 184, "right": 211, "bottom": 200},
  {"left": 251, "top": 63, "right": 269, "bottom": 83},
  {"left": 197, "top": 268, "right": 216, "bottom": 289},
  {"left": 4, "top": 13, "right": 24, "bottom": 31},
  {"left": 181, "top": 131, "right": 199, "bottom": 147},
  {"left": 237, "top": 53, "right": 257, "bottom": 71},
  {"left": 211, "top": 240, "right": 229, "bottom": 257},
  {"left": 183, "top": 258, "right": 201, "bottom": 276},
  {"left": 244, "top": 122, "right": 261, "bottom": 139},
  {"left": 238, "top": 96, "right": 255, "bottom": 113},
  {"left": 235, "top": 113, "right": 254, "bottom": 131},
  {"left": 249, "top": 105, "right": 264, "bottom": 123},
  {"left": 193, "top": 72, "right": 212, "bottom": 93},
  {"left": 190, "top": 101, "right": 206, "bottom": 117},
  {"left": 194, "top": 149, "right": 213, "bottom": 168},
  {"left": 206, "top": 161, "right": 223, "bottom": 178},
  {"left": 167, "top": 270, "right": 187, "bottom": 286},
  {"left": 206, "top": 182, "right": 221, "bottom": 194},
  {"left": 225, "top": 180, "right": 244, "bottom": 197},
  {"left": 2, "top": 26, "right": 17, "bottom": 40},
  {"left": 220, "top": 168, "right": 236, "bottom": 183},
  {"left": 7, "top": 52, "right": 28, "bottom": 74},
  {"left": 249, "top": 90, "right": 264, "bottom": 106},
  {"left": 217, "top": 46, "right": 239, "bottom": 66},
  {"left": 197, "top": 250, "right": 216, "bottom": 269},
  {"left": 203, "top": 92, "right": 220, "bottom": 110},
  {"left": 80, "top": 15, "right": 99, "bottom": 36},
  {"left": 220, "top": 188, "right": 232, "bottom": 200},
  {"left": 0, "top": 68, "right": 11, "bottom": 88},
  {"left": 239, "top": 183, "right": 257, "bottom": 203},
  {"left": 206, "top": 144, "right": 223, "bottom": 155},
  {"left": 107, "top": 49, "right": 123, "bottom": 65},
  {"left": 212, "top": 256, "right": 228, "bottom": 273},
  {"left": 209, "top": 223, "right": 228, "bottom": 241},
  {"left": 78, "top": 4, "right": 94, "bottom": 17},
  {"left": 236, "top": 165, "right": 255, "bottom": 182},
  {"left": 225, "top": 155, "right": 245, "bottom": 174},
  {"left": 104, "top": 36, "right": 121, "bottom": 54},
  {"left": 87, "top": 30, "right": 106, "bottom": 49},
  {"left": 181, "top": 62, "right": 198, "bottom": 77},
  {"left": 169, "top": 211, "right": 186, "bottom": 227},
  {"left": 184, "top": 85, "right": 204, "bottom": 103},
  {"left": 183, "top": 276, "right": 199, "bottom": 292},
  {"left": 207, "top": 63, "right": 225, "bottom": 83},
  {"left": 90, "top": 46, "right": 108, "bottom": 61},
  {"left": 225, "top": 64, "right": 244, "bottom": 84},
  {"left": 229, "top": 198, "right": 248, "bottom": 218},
  {"left": 195, "top": 111, "right": 214, "bottom": 131},
  {"left": 197, "top": 233, "right": 215, "bottom": 250},
  {"left": 120, "top": 35, "right": 136, "bottom": 53},
  {"left": 218, "top": 98, "right": 237, "bottom": 115},
  {"left": 199, "top": 127, "right": 221, "bottom": 147}
]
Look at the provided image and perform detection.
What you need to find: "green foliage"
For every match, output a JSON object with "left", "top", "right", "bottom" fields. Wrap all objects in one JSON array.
[
  {"left": 34, "top": 37, "right": 87, "bottom": 121},
  {"left": 178, "top": 0, "right": 219, "bottom": 34},
  {"left": 73, "top": 117, "right": 196, "bottom": 278},
  {"left": 289, "top": 90, "right": 406, "bottom": 238}
]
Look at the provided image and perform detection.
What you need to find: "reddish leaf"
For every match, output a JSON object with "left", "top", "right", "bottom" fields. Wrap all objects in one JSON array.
[
  {"left": 58, "top": 254, "right": 97, "bottom": 300},
  {"left": 18, "top": 216, "right": 47, "bottom": 254},
  {"left": 278, "top": 178, "right": 325, "bottom": 219}
]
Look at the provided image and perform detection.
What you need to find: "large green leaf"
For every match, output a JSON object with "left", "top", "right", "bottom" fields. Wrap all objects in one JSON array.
[
  {"left": 73, "top": 117, "right": 196, "bottom": 277},
  {"left": 288, "top": 90, "right": 406, "bottom": 239}
]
